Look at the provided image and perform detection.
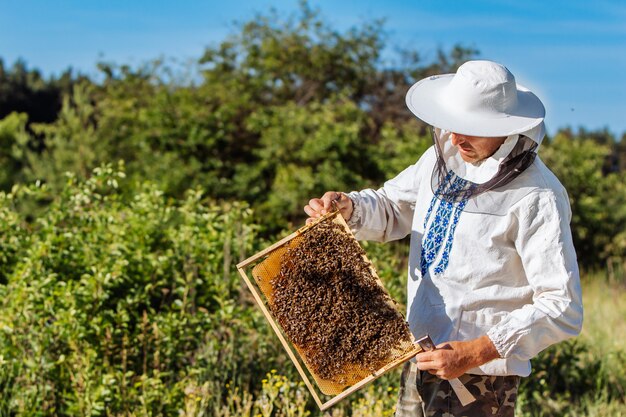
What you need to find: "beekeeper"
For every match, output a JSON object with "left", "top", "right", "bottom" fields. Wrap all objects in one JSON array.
[{"left": 304, "top": 60, "right": 583, "bottom": 416}]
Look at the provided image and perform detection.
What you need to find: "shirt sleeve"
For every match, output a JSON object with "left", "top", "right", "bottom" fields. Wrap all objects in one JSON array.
[
  {"left": 486, "top": 188, "right": 583, "bottom": 360},
  {"left": 345, "top": 147, "right": 434, "bottom": 242}
]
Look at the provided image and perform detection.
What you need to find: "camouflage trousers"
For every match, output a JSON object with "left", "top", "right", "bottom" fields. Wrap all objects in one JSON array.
[{"left": 395, "top": 361, "right": 520, "bottom": 417}]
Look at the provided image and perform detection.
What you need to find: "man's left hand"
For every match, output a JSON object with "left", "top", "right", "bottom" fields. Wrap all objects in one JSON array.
[{"left": 414, "top": 335, "right": 501, "bottom": 380}]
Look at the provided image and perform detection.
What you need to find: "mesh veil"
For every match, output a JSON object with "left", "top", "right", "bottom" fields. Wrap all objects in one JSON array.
[{"left": 430, "top": 127, "right": 538, "bottom": 206}]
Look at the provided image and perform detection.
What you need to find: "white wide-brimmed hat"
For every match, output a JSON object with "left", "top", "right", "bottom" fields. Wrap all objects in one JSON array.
[{"left": 406, "top": 60, "right": 545, "bottom": 137}]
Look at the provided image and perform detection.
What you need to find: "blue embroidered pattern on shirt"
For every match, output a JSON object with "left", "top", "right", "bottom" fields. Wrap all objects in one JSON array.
[{"left": 421, "top": 172, "right": 473, "bottom": 276}]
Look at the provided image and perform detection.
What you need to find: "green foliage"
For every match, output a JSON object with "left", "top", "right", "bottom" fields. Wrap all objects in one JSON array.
[
  {"left": 199, "top": 2, "right": 384, "bottom": 106},
  {"left": 0, "top": 58, "right": 85, "bottom": 128},
  {"left": 0, "top": 2, "right": 479, "bottom": 234},
  {"left": 518, "top": 339, "right": 626, "bottom": 416},
  {"left": 541, "top": 132, "right": 626, "bottom": 266},
  {"left": 240, "top": 99, "right": 374, "bottom": 229},
  {"left": 0, "top": 165, "right": 270, "bottom": 414},
  {"left": 0, "top": 112, "right": 31, "bottom": 191},
  {"left": 27, "top": 83, "right": 101, "bottom": 190},
  {"left": 373, "top": 122, "right": 432, "bottom": 178}
]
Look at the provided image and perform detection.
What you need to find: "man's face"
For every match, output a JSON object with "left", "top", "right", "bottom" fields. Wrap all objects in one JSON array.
[{"left": 450, "top": 132, "right": 507, "bottom": 163}]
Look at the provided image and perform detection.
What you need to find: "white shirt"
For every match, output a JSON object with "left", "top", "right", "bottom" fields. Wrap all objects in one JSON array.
[{"left": 346, "top": 145, "right": 583, "bottom": 376}]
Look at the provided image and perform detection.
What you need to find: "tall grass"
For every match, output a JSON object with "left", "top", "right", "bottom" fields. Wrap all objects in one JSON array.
[
  {"left": 507, "top": 271, "right": 626, "bottom": 416},
  {"left": 580, "top": 271, "right": 626, "bottom": 353}
]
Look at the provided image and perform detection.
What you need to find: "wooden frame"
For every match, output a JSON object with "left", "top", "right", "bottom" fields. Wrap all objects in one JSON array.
[{"left": 236, "top": 211, "right": 422, "bottom": 410}]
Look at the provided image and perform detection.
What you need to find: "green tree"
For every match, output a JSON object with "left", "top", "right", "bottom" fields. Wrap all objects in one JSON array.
[
  {"left": 27, "top": 83, "right": 101, "bottom": 189},
  {"left": 540, "top": 131, "right": 626, "bottom": 267},
  {"left": 0, "top": 58, "right": 86, "bottom": 130},
  {"left": 0, "top": 165, "right": 271, "bottom": 414},
  {"left": 0, "top": 112, "right": 31, "bottom": 191}
]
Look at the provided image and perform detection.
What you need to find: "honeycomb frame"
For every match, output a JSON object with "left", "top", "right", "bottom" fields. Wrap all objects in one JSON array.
[{"left": 236, "top": 210, "right": 422, "bottom": 410}]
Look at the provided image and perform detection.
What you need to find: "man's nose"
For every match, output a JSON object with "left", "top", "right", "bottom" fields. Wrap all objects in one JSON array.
[{"left": 451, "top": 132, "right": 465, "bottom": 146}]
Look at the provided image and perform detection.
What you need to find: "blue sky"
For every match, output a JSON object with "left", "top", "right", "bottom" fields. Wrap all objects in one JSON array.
[{"left": 1, "top": 0, "right": 625, "bottom": 137}]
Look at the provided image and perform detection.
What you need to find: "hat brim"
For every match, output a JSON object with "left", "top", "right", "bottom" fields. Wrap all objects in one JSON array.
[{"left": 406, "top": 74, "right": 545, "bottom": 137}]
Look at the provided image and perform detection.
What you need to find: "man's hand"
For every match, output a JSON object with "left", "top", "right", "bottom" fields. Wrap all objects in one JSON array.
[
  {"left": 304, "top": 191, "right": 353, "bottom": 224},
  {"left": 415, "top": 335, "right": 501, "bottom": 380}
]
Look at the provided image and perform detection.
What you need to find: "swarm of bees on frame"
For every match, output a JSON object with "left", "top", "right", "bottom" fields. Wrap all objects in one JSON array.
[{"left": 269, "top": 218, "right": 412, "bottom": 384}]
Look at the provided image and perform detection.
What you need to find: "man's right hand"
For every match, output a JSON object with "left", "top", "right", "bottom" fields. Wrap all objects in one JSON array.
[{"left": 304, "top": 191, "right": 353, "bottom": 224}]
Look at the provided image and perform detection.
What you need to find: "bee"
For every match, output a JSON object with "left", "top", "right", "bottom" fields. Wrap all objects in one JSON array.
[{"left": 266, "top": 215, "right": 414, "bottom": 384}]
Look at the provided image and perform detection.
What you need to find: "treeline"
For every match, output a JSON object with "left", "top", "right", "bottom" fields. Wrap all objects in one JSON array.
[{"left": 1, "top": 5, "right": 625, "bottom": 268}]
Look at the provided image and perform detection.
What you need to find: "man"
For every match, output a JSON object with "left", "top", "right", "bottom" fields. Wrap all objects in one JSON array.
[{"left": 304, "top": 60, "right": 583, "bottom": 416}]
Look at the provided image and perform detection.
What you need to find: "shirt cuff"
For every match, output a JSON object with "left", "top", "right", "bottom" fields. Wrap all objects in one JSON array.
[{"left": 487, "top": 324, "right": 530, "bottom": 359}]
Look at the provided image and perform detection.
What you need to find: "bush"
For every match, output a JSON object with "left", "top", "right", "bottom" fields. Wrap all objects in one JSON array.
[
  {"left": 518, "top": 339, "right": 626, "bottom": 416},
  {"left": 0, "top": 164, "right": 275, "bottom": 415}
]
